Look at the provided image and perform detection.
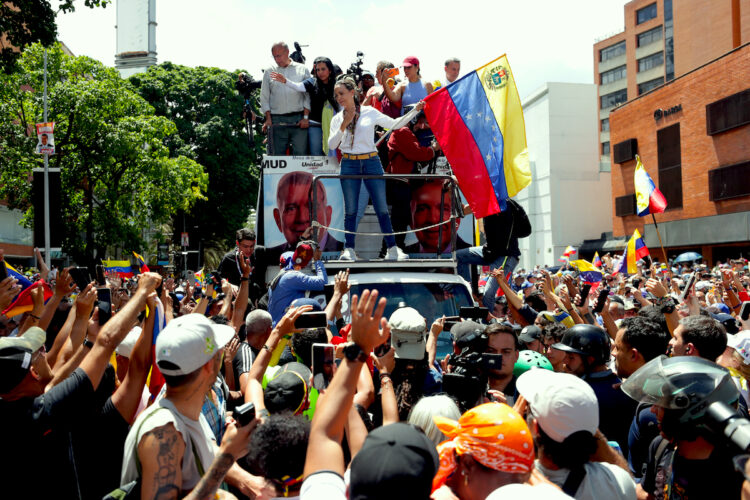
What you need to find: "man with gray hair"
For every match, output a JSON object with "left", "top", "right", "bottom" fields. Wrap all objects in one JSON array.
[
  {"left": 234, "top": 309, "right": 273, "bottom": 397},
  {"left": 443, "top": 57, "right": 461, "bottom": 86},
  {"left": 260, "top": 41, "right": 311, "bottom": 155}
]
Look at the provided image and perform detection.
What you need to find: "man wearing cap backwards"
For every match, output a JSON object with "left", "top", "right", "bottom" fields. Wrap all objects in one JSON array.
[
  {"left": 302, "top": 290, "right": 440, "bottom": 499},
  {"left": 121, "top": 309, "right": 265, "bottom": 499},
  {"left": 0, "top": 273, "right": 163, "bottom": 499},
  {"left": 267, "top": 241, "right": 327, "bottom": 325},
  {"left": 516, "top": 369, "right": 636, "bottom": 499}
]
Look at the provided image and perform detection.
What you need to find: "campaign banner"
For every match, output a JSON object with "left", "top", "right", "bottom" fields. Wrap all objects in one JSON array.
[
  {"left": 261, "top": 155, "right": 474, "bottom": 258},
  {"left": 35, "top": 122, "right": 55, "bottom": 155}
]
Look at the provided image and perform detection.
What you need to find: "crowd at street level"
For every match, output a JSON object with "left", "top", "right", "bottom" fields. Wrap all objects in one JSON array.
[
  {"left": 3, "top": 42, "right": 750, "bottom": 500},
  {"left": 2, "top": 226, "right": 750, "bottom": 499}
]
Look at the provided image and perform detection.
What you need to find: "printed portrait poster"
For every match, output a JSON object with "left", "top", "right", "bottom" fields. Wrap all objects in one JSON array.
[
  {"left": 35, "top": 122, "right": 55, "bottom": 155},
  {"left": 261, "top": 155, "right": 474, "bottom": 259},
  {"left": 262, "top": 156, "right": 345, "bottom": 258}
]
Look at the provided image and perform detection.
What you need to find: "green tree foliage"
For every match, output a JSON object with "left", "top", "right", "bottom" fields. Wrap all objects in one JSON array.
[
  {"left": 0, "top": 0, "right": 109, "bottom": 73},
  {"left": 128, "top": 62, "right": 263, "bottom": 253},
  {"left": 0, "top": 43, "right": 208, "bottom": 265}
]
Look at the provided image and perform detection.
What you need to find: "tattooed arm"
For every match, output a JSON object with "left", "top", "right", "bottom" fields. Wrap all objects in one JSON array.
[{"left": 139, "top": 422, "right": 186, "bottom": 500}]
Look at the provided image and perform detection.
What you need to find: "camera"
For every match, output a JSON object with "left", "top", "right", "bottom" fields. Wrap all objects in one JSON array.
[
  {"left": 236, "top": 73, "right": 261, "bottom": 99},
  {"left": 233, "top": 402, "right": 256, "bottom": 427},
  {"left": 705, "top": 401, "right": 750, "bottom": 452},
  {"left": 443, "top": 327, "right": 502, "bottom": 411},
  {"left": 347, "top": 51, "right": 365, "bottom": 83}
]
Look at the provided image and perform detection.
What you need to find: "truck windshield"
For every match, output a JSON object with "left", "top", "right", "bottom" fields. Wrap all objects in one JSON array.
[{"left": 348, "top": 282, "right": 474, "bottom": 360}]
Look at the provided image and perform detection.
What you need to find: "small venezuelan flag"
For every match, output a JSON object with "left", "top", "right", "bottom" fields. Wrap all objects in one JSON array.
[
  {"left": 133, "top": 251, "right": 150, "bottom": 273},
  {"left": 424, "top": 54, "right": 531, "bottom": 218},
  {"left": 593, "top": 252, "right": 603, "bottom": 269},
  {"left": 615, "top": 229, "right": 650, "bottom": 275},
  {"left": 102, "top": 259, "right": 134, "bottom": 278},
  {"left": 1, "top": 261, "right": 53, "bottom": 318},
  {"left": 569, "top": 259, "right": 603, "bottom": 283}
]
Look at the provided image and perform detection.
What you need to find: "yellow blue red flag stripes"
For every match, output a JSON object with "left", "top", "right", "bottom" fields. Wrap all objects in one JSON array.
[
  {"left": 593, "top": 252, "right": 603, "bottom": 269},
  {"left": 615, "top": 229, "right": 650, "bottom": 275},
  {"left": 569, "top": 260, "right": 603, "bottom": 283},
  {"left": 634, "top": 155, "right": 667, "bottom": 216},
  {"left": 1, "top": 262, "right": 52, "bottom": 318},
  {"left": 423, "top": 54, "right": 531, "bottom": 218},
  {"left": 102, "top": 259, "right": 134, "bottom": 278},
  {"left": 132, "top": 251, "right": 150, "bottom": 273}
]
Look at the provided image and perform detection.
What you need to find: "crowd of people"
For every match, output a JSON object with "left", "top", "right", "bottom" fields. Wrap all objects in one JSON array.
[
  {"left": 2, "top": 228, "right": 750, "bottom": 499},
  {"left": 2, "top": 41, "right": 750, "bottom": 500}
]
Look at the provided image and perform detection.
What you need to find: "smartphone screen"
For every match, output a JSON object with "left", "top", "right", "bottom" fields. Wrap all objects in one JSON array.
[
  {"left": 741, "top": 302, "right": 750, "bottom": 322},
  {"left": 312, "top": 343, "right": 335, "bottom": 391},
  {"left": 578, "top": 284, "right": 592, "bottom": 306},
  {"left": 97, "top": 287, "right": 112, "bottom": 304},
  {"left": 69, "top": 267, "right": 92, "bottom": 290},
  {"left": 295, "top": 311, "right": 327, "bottom": 329},
  {"left": 95, "top": 265, "right": 106, "bottom": 286},
  {"left": 97, "top": 287, "right": 112, "bottom": 325}
]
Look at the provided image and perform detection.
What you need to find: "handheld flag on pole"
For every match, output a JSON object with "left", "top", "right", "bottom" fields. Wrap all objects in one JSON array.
[
  {"left": 593, "top": 252, "right": 603, "bottom": 269},
  {"left": 102, "top": 260, "right": 134, "bottom": 278},
  {"left": 133, "top": 251, "right": 150, "bottom": 273},
  {"left": 617, "top": 229, "right": 650, "bottom": 275},
  {"left": 423, "top": 54, "right": 531, "bottom": 218},
  {"left": 634, "top": 155, "right": 667, "bottom": 216}
]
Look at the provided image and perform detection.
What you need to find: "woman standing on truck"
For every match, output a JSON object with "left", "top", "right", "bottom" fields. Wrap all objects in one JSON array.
[
  {"left": 382, "top": 56, "right": 433, "bottom": 115},
  {"left": 271, "top": 56, "right": 339, "bottom": 155},
  {"left": 328, "top": 76, "right": 416, "bottom": 261}
]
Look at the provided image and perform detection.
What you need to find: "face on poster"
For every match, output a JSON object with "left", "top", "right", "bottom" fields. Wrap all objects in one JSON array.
[
  {"left": 261, "top": 156, "right": 474, "bottom": 255},
  {"left": 262, "top": 156, "right": 345, "bottom": 254},
  {"left": 35, "top": 122, "right": 55, "bottom": 155}
]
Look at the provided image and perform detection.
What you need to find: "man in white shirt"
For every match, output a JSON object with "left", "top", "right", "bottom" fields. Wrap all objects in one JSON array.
[{"left": 261, "top": 42, "right": 312, "bottom": 155}]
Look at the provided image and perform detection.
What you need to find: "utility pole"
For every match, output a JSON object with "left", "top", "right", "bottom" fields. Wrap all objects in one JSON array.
[{"left": 42, "top": 49, "right": 51, "bottom": 269}]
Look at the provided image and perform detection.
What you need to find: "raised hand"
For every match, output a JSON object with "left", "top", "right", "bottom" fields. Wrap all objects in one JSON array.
[{"left": 349, "top": 289, "right": 389, "bottom": 353}]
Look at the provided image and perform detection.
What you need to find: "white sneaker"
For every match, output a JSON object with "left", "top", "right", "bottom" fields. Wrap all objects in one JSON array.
[
  {"left": 386, "top": 246, "right": 409, "bottom": 261},
  {"left": 339, "top": 248, "right": 358, "bottom": 261}
]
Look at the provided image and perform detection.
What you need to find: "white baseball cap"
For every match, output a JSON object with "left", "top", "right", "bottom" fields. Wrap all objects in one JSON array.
[
  {"left": 389, "top": 307, "right": 427, "bottom": 361},
  {"left": 156, "top": 314, "right": 235, "bottom": 376},
  {"left": 516, "top": 369, "right": 599, "bottom": 443},
  {"left": 728, "top": 330, "right": 750, "bottom": 364},
  {"left": 115, "top": 326, "right": 142, "bottom": 358}
]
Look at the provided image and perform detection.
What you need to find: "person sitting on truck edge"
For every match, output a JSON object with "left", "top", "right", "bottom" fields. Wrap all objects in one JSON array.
[
  {"left": 328, "top": 76, "right": 411, "bottom": 262},
  {"left": 267, "top": 242, "right": 328, "bottom": 326}
]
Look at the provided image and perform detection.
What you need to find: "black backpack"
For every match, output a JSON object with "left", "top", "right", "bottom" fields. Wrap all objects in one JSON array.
[{"left": 507, "top": 198, "right": 532, "bottom": 239}]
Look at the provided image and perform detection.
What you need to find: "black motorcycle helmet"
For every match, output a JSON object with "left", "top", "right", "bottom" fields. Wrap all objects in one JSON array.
[{"left": 551, "top": 324, "right": 611, "bottom": 370}]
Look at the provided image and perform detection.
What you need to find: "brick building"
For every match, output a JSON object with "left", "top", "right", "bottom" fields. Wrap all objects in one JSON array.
[
  {"left": 593, "top": 0, "right": 750, "bottom": 170},
  {"left": 592, "top": 0, "right": 750, "bottom": 265},
  {"left": 609, "top": 43, "right": 750, "bottom": 264}
]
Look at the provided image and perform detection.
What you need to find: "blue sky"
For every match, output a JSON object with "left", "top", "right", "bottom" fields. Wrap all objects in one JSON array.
[{"left": 58, "top": 0, "right": 629, "bottom": 99}]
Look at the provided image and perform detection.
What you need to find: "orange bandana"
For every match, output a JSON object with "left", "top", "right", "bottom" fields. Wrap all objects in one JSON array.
[{"left": 432, "top": 402, "right": 534, "bottom": 492}]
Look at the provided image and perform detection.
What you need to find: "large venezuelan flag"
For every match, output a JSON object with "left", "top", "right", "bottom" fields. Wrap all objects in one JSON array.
[
  {"left": 424, "top": 54, "right": 531, "bottom": 218},
  {"left": 102, "top": 259, "right": 134, "bottom": 278},
  {"left": 634, "top": 155, "right": 667, "bottom": 216}
]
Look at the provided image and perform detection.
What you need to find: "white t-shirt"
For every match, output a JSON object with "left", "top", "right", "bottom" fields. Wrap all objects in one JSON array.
[
  {"left": 328, "top": 106, "right": 398, "bottom": 154},
  {"left": 121, "top": 398, "right": 217, "bottom": 491},
  {"left": 487, "top": 482, "right": 574, "bottom": 499},
  {"left": 534, "top": 460, "right": 636, "bottom": 500},
  {"left": 300, "top": 470, "right": 346, "bottom": 500}
]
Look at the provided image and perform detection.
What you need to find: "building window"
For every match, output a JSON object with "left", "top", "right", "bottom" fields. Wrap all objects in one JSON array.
[
  {"left": 638, "top": 77, "right": 665, "bottom": 95},
  {"left": 637, "top": 26, "right": 662, "bottom": 47},
  {"left": 600, "top": 65, "right": 627, "bottom": 85},
  {"left": 706, "top": 89, "right": 750, "bottom": 135},
  {"left": 637, "top": 3, "right": 657, "bottom": 24},
  {"left": 657, "top": 123, "right": 682, "bottom": 209},
  {"left": 615, "top": 194, "right": 637, "bottom": 216},
  {"left": 638, "top": 51, "right": 664, "bottom": 72},
  {"left": 602, "top": 142, "right": 610, "bottom": 155},
  {"left": 709, "top": 161, "right": 750, "bottom": 201},
  {"left": 664, "top": 0, "right": 674, "bottom": 80},
  {"left": 600, "top": 41, "right": 626, "bottom": 62},
  {"left": 601, "top": 118, "right": 610, "bottom": 132},
  {"left": 600, "top": 89, "right": 628, "bottom": 109}
]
